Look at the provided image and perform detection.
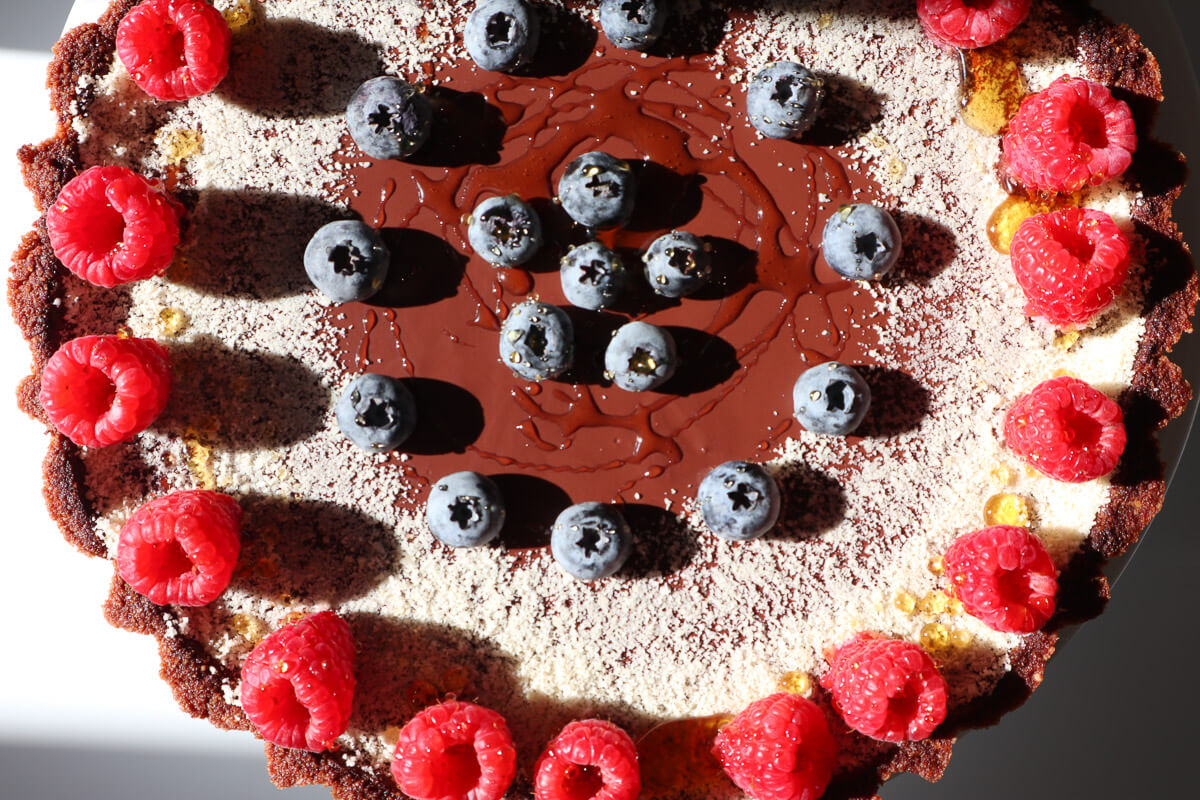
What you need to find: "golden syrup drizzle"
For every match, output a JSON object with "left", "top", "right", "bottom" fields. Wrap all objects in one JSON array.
[
  {"left": 958, "top": 45, "right": 1028, "bottom": 136},
  {"left": 987, "top": 192, "right": 1080, "bottom": 254}
]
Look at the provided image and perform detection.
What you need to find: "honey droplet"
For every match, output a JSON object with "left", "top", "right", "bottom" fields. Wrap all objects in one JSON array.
[
  {"left": 920, "top": 622, "right": 950, "bottom": 651},
  {"left": 986, "top": 192, "right": 1079, "bottom": 255},
  {"left": 990, "top": 463, "right": 1015, "bottom": 486},
  {"left": 920, "top": 590, "right": 950, "bottom": 616},
  {"left": 163, "top": 128, "right": 203, "bottom": 165},
  {"left": 951, "top": 628, "right": 974, "bottom": 648},
  {"left": 638, "top": 716, "right": 730, "bottom": 799},
  {"left": 116, "top": 325, "right": 133, "bottom": 339},
  {"left": 1055, "top": 331, "right": 1081, "bottom": 351},
  {"left": 927, "top": 555, "right": 945, "bottom": 576},
  {"left": 158, "top": 307, "right": 189, "bottom": 337},
  {"left": 222, "top": 0, "right": 256, "bottom": 30},
  {"left": 442, "top": 665, "right": 470, "bottom": 695},
  {"left": 231, "top": 613, "right": 265, "bottom": 643},
  {"left": 894, "top": 591, "right": 917, "bottom": 615},
  {"left": 185, "top": 439, "right": 216, "bottom": 490},
  {"left": 777, "top": 670, "right": 813, "bottom": 696},
  {"left": 381, "top": 725, "right": 403, "bottom": 748},
  {"left": 984, "top": 492, "right": 1032, "bottom": 527},
  {"left": 405, "top": 680, "right": 439, "bottom": 711},
  {"left": 947, "top": 597, "right": 966, "bottom": 616},
  {"left": 959, "top": 45, "right": 1027, "bottom": 135}
]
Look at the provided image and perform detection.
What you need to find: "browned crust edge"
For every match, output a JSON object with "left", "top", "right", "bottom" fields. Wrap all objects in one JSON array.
[{"left": 8, "top": 3, "right": 1196, "bottom": 800}]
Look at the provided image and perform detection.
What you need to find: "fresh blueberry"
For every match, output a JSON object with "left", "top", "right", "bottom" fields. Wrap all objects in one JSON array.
[
  {"left": 557, "top": 152, "right": 637, "bottom": 230},
  {"left": 821, "top": 204, "right": 903, "bottom": 281},
  {"left": 599, "top": 0, "right": 666, "bottom": 51},
  {"left": 604, "top": 321, "right": 677, "bottom": 392},
  {"left": 698, "top": 461, "right": 782, "bottom": 541},
  {"left": 346, "top": 77, "right": 433, "bottom": 160},
  {"left": 560, "top": 241, "right": 627, "bottom": 310},
  {"left": 304, "top": 220, "right": 390, "bottom": 303},
  {"left": 792, "top": 362, "right": 871, "bottom": 436},
  {"left": 336, "top": 373, "right": 417, "bottom": 452},
  {"left": 643, "top": 231, "right": 712, "bottom": 298},
  {"left": 550, "top": 502, "right": 633, "bottom": 581},
  {"left": 499, "top": 300, "right": 574, "bottom": 381},
  {"left": 464, "top": 0, "right": 540, "bottom": 72},
  {"left": 468, "top": 195, "right": 543, "bottom": 267},
  {"left": 747, "top": 62, "right": 824, "bottom": 140},
  {"left": 426, "top": 471, "right": 506, "bottom": 548}
]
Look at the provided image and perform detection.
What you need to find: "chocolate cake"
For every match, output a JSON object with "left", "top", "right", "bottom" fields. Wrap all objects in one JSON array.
[{"left": 9, "top": 1, "right": 1196, "bottom": 798}]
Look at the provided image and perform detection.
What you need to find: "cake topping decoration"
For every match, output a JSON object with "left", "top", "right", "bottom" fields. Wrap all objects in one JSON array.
[
  {"left": 1002, "top": 76, "right": 1137, "bottom": 194},
  {"left": 335, "top": 373, "right": 418, "bottom": 452},
  {"left": 346, "top": 76, "right": 434, "bottom": 161},
  {"left": 304, "top": 219, "right": 391, "bottom": 304},
  {"left": 465, "top": 0, "right": 541, "bottom": 73},
  {"left": 560, "top": 241, "right": 628, "bottom": 310},
  {"left": 642, "top": 230, "right": 713, "bottom": 298},
  {"left": 820, "top": 203, "right": 903, "bottom": 281},
  {"left": 823, "top": 635, "right": 949, "bottom": 742},
  {"left": 116, "top": 490, "right": 242, "bottom": 607},
  {"left": 239, "top": 611, "right": 356, "bottom": 753},
  {"left": 604, "top": 321, "right": 677, "bottom": 392},
  {"left": 499, "top": 300, "right": 575, "bottom": 380},
  {"left": 426, "top": 471, "right": 507, "bottom": 548},
  {"left": 46, "top": 165, "right": 182, "bottom": 288},
  {"left": 116, "top": 0, "right": 232, "bottom": 101},
  {"left": 1004, "top": 376, "right": 1126, "bottom": 483},
  {"left": 468, "top": 195, "right": 545, "bottom": 267},
  {"left": 534, "top": 719, "right": 641, "bottom": 800},
  {"left": 1009, "top": 207, "right": 1131, "bottom": 328},
  {"left": 917, "top": 0, "right": 1032, "bottom": 50},
  {"left": 39, "top": 334, "right": 172, "bottom": 448},
  {"left": 746, "top": 62, "right": 824, "bottom": 141},
  {"left": 697, "top": 460, "right": 782, "bottom": 541},
  {"left": 557, "top": 151, "right": 638, "bottom": 230},
  {"left": 550, "top": 502, "right": 633, "bottom": 581},
  {"left": 711, "top": 692, "right": 836, "bottom": 800},
  {"left": 983, "top": 491, "right": 1032, "bottom": 527},
  {"left": 792, "top": 362, "right": 871, "bottom": 436},
  {"left": 599, "top": 0, "right": 667, "bottom": 52},
  {"left": 944, "top": 525, "right": 1059, "bottom": 633},
  {"left": 392, "top": 699, "right": 517, "bottom": 800}
]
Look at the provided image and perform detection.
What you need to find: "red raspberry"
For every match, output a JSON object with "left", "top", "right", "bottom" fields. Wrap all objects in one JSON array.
[
  {"left": 116, "top": 0, "right": 232, "bottom": 101},
  {"left": 944, "top": 526, "right": 1058, "bottom": 633},
  {"left": 1010, "top": 207, "right": 1131, "bottom": 328},
  {"left": 39, "top": 335, "right": 172, "bottom": 447},
  {"left": 1003, "top": 76, "right": 1137, "bottom": 194},
  {"left": 1004, "top": 376, "right": 1126, "bottom": 483},
  {"left": 917, "top": 0, "right": 1031, "bottom": 50},
  {"left": 711, "top": 693, "right": 835, "bottom": 800},
  {"left": 821, "top": 636, "right": 947, "bottom": 743},
  {"left": 46, "top": 165, "right": 182, "bottom": 288},
  {"left": 392, "top": 700, "right": 517, "bottom": 800},
  {"left": 534, "top": 719, "right": 640, "bottom": 800},
  {"left": 240, "top": 611, "right": 356, "bottom": 752},
  {"left": 116, "top": 490, "right": 242, "bottom": 606}
]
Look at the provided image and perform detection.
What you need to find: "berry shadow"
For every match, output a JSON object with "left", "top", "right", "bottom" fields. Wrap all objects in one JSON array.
[
  {"left": 626, "top": 162, "right": 705, "bottom": 232},
  {"left": 619, "top": 503, "right": 701, "bottom": 578},
  {"left": 400, "top": 378, "right": 485, "bottom": 455},
  {"left": 230, "top": 494, "right": 399, "bottom": 605},
  {"left": 806, "top": 72, "right": 886, "bottom": 148},
  {"left": 691, "top": 237, "right": 758, "bottom": 300},
  {"left": 521, "top": 198, "right": 588, "bottom": 274},
  {"left": 407, "top": 87, "right": 508, "bottom": 168},
  {"left": 173, "top": 188, "right": 349, "bottom": 299},
  {"left": 658, "top": 327, "right": 740, "bottom": 397},
  {"left": 560, "top": 308, "right": 626, "bottom": 386},
  {"left": 772, "top": 463, "right": 847, "bottom": 540},
  {"left": 154, "top": 335, "right": 327, "bottom": 450},
  {"left": 492, "top": 474, "right": 573, "bottom": 550},
  {"left": 369, "top": 228, "right": 468, "bottom": 308},
  {"left": 645, "top": 3, "right": 729, "bottom": 58},
  {"left": 522, "top": 4, "right": 597, "bottom": 78},
  {"left": 854, "top": 367, "right": 930, "bottom": 437},
  {"left": 888, "top": 211, "right": 959, "bottom": 287},
  {"left": 217, "top": 19, "right": 384, "bottom": 117}
]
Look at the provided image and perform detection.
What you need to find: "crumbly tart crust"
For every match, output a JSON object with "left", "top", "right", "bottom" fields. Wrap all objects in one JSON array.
[{"left": 9, "top": 1, "right": 1196, "bottom": 799}]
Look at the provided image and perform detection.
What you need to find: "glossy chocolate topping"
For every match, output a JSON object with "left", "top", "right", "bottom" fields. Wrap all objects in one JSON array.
[{"left": 335, "top": 26, "right": 885, "bottom": 516}]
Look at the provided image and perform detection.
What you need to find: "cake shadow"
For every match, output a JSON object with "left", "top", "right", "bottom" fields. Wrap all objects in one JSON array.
[
  {"left": 370, "top": 228, "right": 468, "bottom": 308},
  {"left": 400, "top": 377, "right": 485, "bottom": 455},
  {"left": 217, "top": 19, "right": 384, "bottom": 118},
  {"left": 174, "top": 188, "right": 348, "bottom": 299},
  {"left": 773, "top": 463, "right": 847, "bottom": 539},
  {"left": 231, "top": 494, "right": 400, "bottom": 605},
  {"left": 621, "top": 503, "right": 701, "bottom": 577},
  {"left": 890, "top": 211, "right": 959, "bottom": 287},
  {"left": 154, "top": 335, "right": 328, "bottom": 450},
  {"left": 854, "top": 367, "right": 930, "bottom": 437}
]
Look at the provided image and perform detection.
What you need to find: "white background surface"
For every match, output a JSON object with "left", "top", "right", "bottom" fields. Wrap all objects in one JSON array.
[{"left": 0, "top": 2, "right": 1197, "bottom": 799}]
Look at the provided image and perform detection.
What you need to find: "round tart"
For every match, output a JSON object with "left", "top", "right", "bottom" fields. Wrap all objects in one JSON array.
[{"left": 10, "top": 1, "right": 1196, "bottom": 799}]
